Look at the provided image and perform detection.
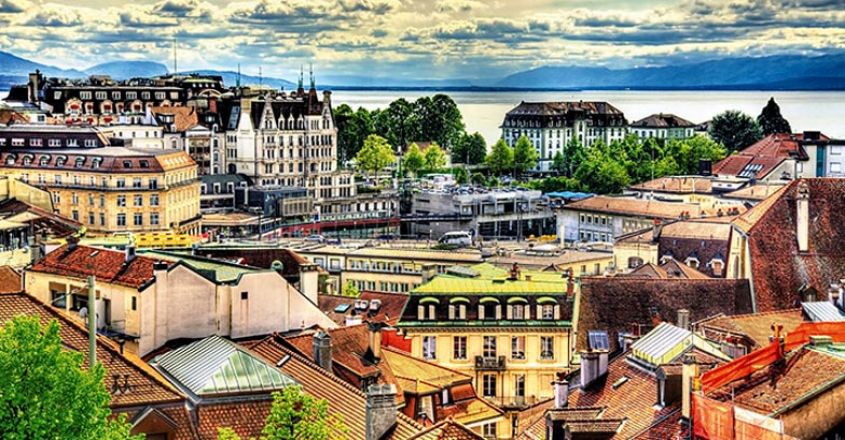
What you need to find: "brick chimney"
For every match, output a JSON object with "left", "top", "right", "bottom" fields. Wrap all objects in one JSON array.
[
  {"left": 553, "top": 372, "right": 569, "bottom": 409},
  {"left": 579, "top": 350, "right": 609, "bottom": 389},
  {"left": 366, "top": 384, "right": 397, "bottom": 440},
  {"left": 312, "top": 330, "right": 332, "bottom": 372},
  {"left": 367, "top": 322, "right": 383, "bottom": 361},
  {"left": 796, "top": 180, "right": 810, "bottom": 252}
]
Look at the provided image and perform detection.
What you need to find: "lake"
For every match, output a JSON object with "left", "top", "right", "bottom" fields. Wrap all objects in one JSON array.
[{"left": 331, "top": 90, "right": 845, "bottom": 146}]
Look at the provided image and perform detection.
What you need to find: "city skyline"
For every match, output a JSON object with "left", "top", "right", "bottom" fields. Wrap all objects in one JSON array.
[{"left": 0, "top": 0, "right": 842, "bottom": 81}]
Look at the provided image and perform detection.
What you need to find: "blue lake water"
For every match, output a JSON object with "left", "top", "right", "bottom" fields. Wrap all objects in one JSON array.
[{"left": 332, "top": 90, "right": 845, "bottom": 146}]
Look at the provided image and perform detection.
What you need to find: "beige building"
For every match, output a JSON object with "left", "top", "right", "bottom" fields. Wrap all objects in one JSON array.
[
  {"left": 0, "top": 147, "right": 201, "bottom": 234},
  {"left": 24, "top": 243, "right": 335, "bottom": 356}
]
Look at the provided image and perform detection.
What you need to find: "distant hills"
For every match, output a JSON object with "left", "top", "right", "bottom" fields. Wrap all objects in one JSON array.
[
  {"left": 0, "top": 50, "right": 844, "bottom": 91},
  {"left": 495, "top": 54, "right": 845, "bottom": 90}
]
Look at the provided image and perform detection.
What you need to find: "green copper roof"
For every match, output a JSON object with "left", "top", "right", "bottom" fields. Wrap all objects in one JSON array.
[
  {"left": 412, "top": 262, "right": 566, "bottom": 295},
  {"left": 153, "top": 335, "right": 296, "bottom": 397},
  {"left": 140, "top": 250, "right": 261, "bottom": 283}
]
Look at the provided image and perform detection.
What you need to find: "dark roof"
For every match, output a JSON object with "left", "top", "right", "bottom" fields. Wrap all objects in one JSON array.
[
  {"left": 733, "top": 179, "right": 845, "bottom": 311},
  {"left": 623, "top": 260, "right": 709, "bottom": 280},
  {"left": 0, "top": 198, "right": 81, "bottom": 237},
  {"left": 503, "top": 101, "right": 626, "bottom": 128},
  {"left": 577, "top": 277, "right": 753, "bottom": 351},
  {"left": 630, "top": 113, "right": 696, "bottom": 129},
  {"left": 318, "top": 291, "right": 409, "bottom": 326},
  {"left": 247, "top": 92, "right": 326, "bottom": 129},
  {"left": 30, "top": 244, "right": 168, "bottom": 290},
  {"left": 0, "top": 147, "right": 196, "bottom": 174},
  {"left": 189, "top": 246, "right": 311, "bottom": 278}
]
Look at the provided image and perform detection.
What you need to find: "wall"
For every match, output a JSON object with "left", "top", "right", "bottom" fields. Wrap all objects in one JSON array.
[{"left": 781, "top": 379, "right": 845, "bottom": 440}]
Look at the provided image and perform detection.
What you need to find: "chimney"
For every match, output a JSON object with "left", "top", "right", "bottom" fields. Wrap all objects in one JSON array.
[
  {"left": 652, "top": 221, "right": 663, "bottom": 241},
  {"left": 366, "top": 384, "right": 397, "bottom": 440},
  {"left": 553, "top": 372, "right": 569, "bottom": 409},
  {"left": 312, "top": 330, "right": 332, "bottom": 372},
  {"left": 579, "top": 350, "right": 609, "bottom": 389},
  {"left": 66, "top": 235, "right": 80, "bottom": 251},
  {"left": 367, "top": 322, "right": 383, "bottom": 361},
  {"left": 298, "top": 263, "right": 319, "bottom": 304},
  {"left": 677, "top": 309, "right": 690, "bottom": 330},
  {"left": 566, "top": 272, "right": 575, "bottom": 298},
  {"left": 681, "top": 354, "right": 698, "bottom": 422},
  {"left": 125, "top": 242, "right": 136, "bottom": 263},
  {"left": 796, "top": 180, "right": 810, "bottom": 252},
  {"left": 421, "top": 264, "right": 438, "bottom": 284}
]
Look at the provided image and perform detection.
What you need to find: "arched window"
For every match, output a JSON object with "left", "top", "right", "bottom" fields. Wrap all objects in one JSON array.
[{"left": 628, "top": 256, "right": 644, "bottom": 269}]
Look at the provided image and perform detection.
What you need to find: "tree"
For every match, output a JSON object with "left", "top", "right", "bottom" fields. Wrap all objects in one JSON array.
[
  {"left": 551, "top": 151, "right": 566, "bottom": 174},
  {"left": 485, "top": 139, "right": 513, "bottom": 176},
  {"left": 574, "top": 141, "right": 631, "bottom": 194},
  {"left": 334, "top": 105, "right": 375, "bottom": 166},
  {"left": 757, "top": 97, "right": 792, "bottom": 136},
  {"left": 0, "top": 315, "right": 139, "bottom": 440},
  {"left": 665, "top": 136, "right": 727, "bottom": 175},
  {"left": 512, "top": 135, "right": 539, "bottom": 177},
  {"left": 218, "top": 386, "right": 347, "bottom": 440},
  {"left": 383, "top": 98, "right": 418, "bottom": 149},
  {"left": 402, "top": 143, "right": 425, "bottom": 177},
  {"left": 452, "top": 132, "right": 487, "bottom": 165},
  {"left": 423, "top": 143, "right": 447, "bottom": 172},
  {"left": 562, "top": 138, "right": 587, "bottom": 178},
  {"left": 341, "top": 281, "right": 359, "bottom": 297},
  {"left": 470, "top": 172, "right": 486, "bottom": 186},
  {"left": 355, "top": 134, "right": 395, "bottom": 180},
  {"left": 453, "top": 167, "right": 469, "bottom": 185},
  {"left": 709, "top": 110, "right": 763, "bottom": 152}
]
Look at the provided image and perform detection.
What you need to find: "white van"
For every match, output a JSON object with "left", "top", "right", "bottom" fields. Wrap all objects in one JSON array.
[{"left": 438, "top": 231, "right": 473, "bottom": 247}]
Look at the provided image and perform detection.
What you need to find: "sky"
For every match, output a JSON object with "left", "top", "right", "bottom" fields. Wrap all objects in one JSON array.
[{"left": 0, "top": 0, "right": 843, "bottom": 81}]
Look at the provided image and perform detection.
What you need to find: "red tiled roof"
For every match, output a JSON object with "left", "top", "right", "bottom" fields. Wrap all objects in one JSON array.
[
  {"left": 0, "top": 198, "right": 82, "bottom": 237},
  {"left": 408, "top": 419, "right": 484, "bottom": 440},
  {"left": 632, "top": 410, "right": 689, "bottom": 439},
  {"left": 247, "top": 335, "right": 422, "bottom": 439},
  {"left": 319, "top": 291, "right": 409, "bottom": 326},
  {"left": 0, "top": 292, "right": 184, "bottom": 408},
  {"left": 713, "top": 133, "right": 809, "bottom": 179},
  {"left": 696, "top": 309, "right": 805, "bottom": 349},
  {"left": 734, "top": 179, "right": 845, "bottom": 311},
  {"left": 195, "top": 400, "right": 271, "bottom": 440},
  {"left": 0, "top": 266, "right": 21, "bottom": 293},
  {"left": 149, "top": 106, "right": 200, "bottom": 133},
  {"left": 30, "top": 244, "right": 168, "bottom": 290},
  {"left": 578, "top": 277, "right": 753, "bottom": 351}
]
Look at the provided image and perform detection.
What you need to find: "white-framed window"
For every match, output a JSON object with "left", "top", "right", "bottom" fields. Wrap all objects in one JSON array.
[
  {"left": 483, "top": 336, "right": 496, "bottom": 358},
  {"left": 511, "top": 336, "right": 525, "bottom": 360},
  {"left": 453, "top": 336, "right": 467, "bottom": 360},
  {"left": 482, "top": 423, "right": 496, "bottom": 439},
  {"left": 482, "top": 374, "right": 496, "bottom": 398},
  {"left": 540, "top": 336, "right": 554, "bottom": 360},
  {"left": 95, "top": 91, "right": 106, "bottom": 100},
  {"left": 422, "top": 336, "right": 436, "bottom": 360}
]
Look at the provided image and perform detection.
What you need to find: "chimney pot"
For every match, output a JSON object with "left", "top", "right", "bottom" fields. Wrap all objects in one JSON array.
[
  {"left": 366, "top": 384, "right": 397, "bottom": 440},
  {"left": 313, "top": 330, "right": 333, "bottom": 372},
  {"left": 553, "top": 372, "right": 569, "bottom": 409}
]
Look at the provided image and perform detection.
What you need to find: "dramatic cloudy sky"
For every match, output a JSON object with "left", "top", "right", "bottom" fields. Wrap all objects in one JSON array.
[{"left": 0, "top": 0, "right": 843, "bottom": 80}]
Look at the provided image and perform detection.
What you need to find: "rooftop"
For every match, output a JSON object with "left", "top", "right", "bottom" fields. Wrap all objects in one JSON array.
[
  {"left": 30, "top": 244, "right": 165, "bottom": 290},
  {"left": 562, "top": 196, "right": 716, "bottom": 219},
  {"left": 722, "top": 182, "right": 786, "bottom": 201},
  {"left": 408, "top": 419, "right": 485, "bottom": 440},
  {"left": 630, "top": 113, "right": 697, "bottom": 129},
  {"left": 628, "top": 176, "right": 713, "bottom": 194},
  {"left": 696, "top": 309, "right": 805, "bottom": 349},
  {"left": 412, "top": 263, "right": 567, "bottom": 295},
  {"left": 318, "top": 291, "right": 409, "bottom": 326},
  {"left": 139, "top": 250, "right": 263, "bottom": 284},
  {"left": 713, "top": 133, "right": 815, "bottom": 180}
]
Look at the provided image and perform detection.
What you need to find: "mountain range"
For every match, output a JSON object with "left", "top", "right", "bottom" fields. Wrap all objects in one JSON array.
[{"left": 0, "top": 50, "right": 843, "bottom": 91}]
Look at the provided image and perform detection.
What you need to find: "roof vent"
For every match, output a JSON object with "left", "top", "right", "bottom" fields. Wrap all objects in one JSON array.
[
  {"left": 369, "top": 299, "right": 382, "bottom": 312},
  {"left": 355, "top": 299, "right": 369, "bottom": 310}
]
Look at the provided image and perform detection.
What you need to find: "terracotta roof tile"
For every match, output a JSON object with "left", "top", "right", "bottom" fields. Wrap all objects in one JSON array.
[
  {"left": 578, "top": 277, "right": 753, "bottom": 352},
  {"left": 0, "top": 292, "right": 184, "bottom": 408},
  {"left": 0, "top": 266, "right": 21, "bottom": 293},
  {"left": 30, "top": 244, "right": 168, "bottom": 290},
  {"left": 733, "top": 179, "right": 845, "bottom": 311},
  {"left": 408, "top": 419, "right": 485, "bottom": 440},
  {"left": 629, "top": 176, "right": 712, "bottom": 194},
  {"left": 563, "top": 196, "right": 706, "bottom": 219},
  {"left": 696, "top": 309, "right": 805, "bottom": 349},
  {"left": 714, "top": 133, "right": 810, "bottom": 179},
  {"left": 149, "top": 106, "right": 200, "bottom": 133},
  {"left": 195, "top": 400, "right": 271, "bottom": 440},
  {"left": 248, "top": 335, "right": 422, "bottom": 439},
  {"left": 319, "top": 291, "right": 409, "bottom": 326},
  {"left": 632, "top": 410, "right": 689, "bottom": 439}
]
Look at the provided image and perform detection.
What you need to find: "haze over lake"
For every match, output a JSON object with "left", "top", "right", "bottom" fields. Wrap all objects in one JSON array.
[{"left": 333, "top": 90, "right": 845, "bottom": 147}]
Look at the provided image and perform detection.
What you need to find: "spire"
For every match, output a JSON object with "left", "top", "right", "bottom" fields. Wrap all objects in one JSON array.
[
  {"left": 298, "top": 65, "right": 304, "bottom": 90},
  {"left": 309, "top": 63, "right": 315, "bottom": 90}
]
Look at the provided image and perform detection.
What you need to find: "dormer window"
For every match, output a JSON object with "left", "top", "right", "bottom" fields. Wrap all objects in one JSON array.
[
  {"left": 74, "top": 157, "right": 85, "bottom": 168},
  {"left": 5, "top": 155, "right": 15, "bottom": 165},
  {"left": 448, "top": 297, "right": 469, "bottom": 320},
  {"left": 417, "top": 298, "right": 439, "bottom": 320},
  {"left": 55, "top": 156, "right": 67, "bottom": 166},
  {"left": 139, "top": 160, "right": 149, "bottom": 169},
  {"left": 478, "top": 298, "right": 500, "bottom": 320},
  {"left": 123, "top": 161, "right": 132, "bottom": 168},
  {"left": 507, "top": 297, "right": 529, "bottom": 320},
  {"left": 39, "top": 155, "right": 50, "bottom": 166},
  {"left": 91, "top": 158, "right": 101, "bottom": 169}
]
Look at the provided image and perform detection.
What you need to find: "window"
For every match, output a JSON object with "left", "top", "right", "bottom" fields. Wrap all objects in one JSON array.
[
  {"left": 241, "top": 291, "right": 249, "bottom": 300},
  {"left": 511, "top": 336, "right": 525, "bottom": 360},
  {"left": 482, "top": 374, "right": 496, "bottom": 398},
  {"left": 422, "top": 336, "right": 436, "bottom": 360},
  {"left": 80, "top": 91, "right": 92, "bottom": 100},
  {"left": 131, "top": 296, "right": 137, "bottom": 311},
  {"left": 540, "top": 336, "right": 554, "bottom": 360},
  {"left": 150, "top": 213, "right": 159, "bottom": 225},
  {"left": 95, "top": 91, "right": 106, "bottom": 100},
  {"left": 542, "top": 304, "right": 555, "bottom": 320},
  {"left": 150, "top": 194, "right": 159, "bottom": 206},
  {"left": 117, "top": 195, "right": 126, "bottom": 207},
  {"left": 628, "top": 256, "right": 644, "bottom": 269},
  {"left": 133, "top": 195, "right": 143, "bottom": 206},
  {"left": 483, "top": 336, "right": 497, "bottom": 358},
  {"left": 513, "top": 304, "right": 525, "bottom": 320},
  {"left": 453, "top": 336, "right": 467, "bottom": 360},
  {"left": 133, "top": 213, "right": 143, "bottom": 226},
  {"left": 71, "top": 210, "right": 79, "bottom": 221},
  {"left": 148, "top": 178, "right": 158, "bottom": 189},
  {"left": 132, "top": 178, "right": 142, "bottom": 188},
  {"left": 117, "top": 213, "right": 126, "bottom": 226},
  {"left": 99, "top": 213, "right": 105, "bottom": 226},
  {"left": 88, "top": 212, "right": 94, "bottom": 225},
  {"left": 482, "top": 423, "right": 496, "bottom": 439},
  {"left": 515, "top": 375, "right": 526, "bottom": 398},
  {"left": 588, "top": 330, "right": 610, "bottom": 350},
  {"left": 116, "top": 178, "right": 126, "bottom": 188}
]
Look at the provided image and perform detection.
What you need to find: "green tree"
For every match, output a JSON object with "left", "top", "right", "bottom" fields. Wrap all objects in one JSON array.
[
  {"left": 665, "top": 136, "right": 727, "bottom": 175},
  {"left": 423, "top": 143, "right": 447, "bottom": 172},
  {"left": 453, "top": 167, "right": 469, "bottom": 185},
  {"left": 383, "top": 98, "right": 418, "bottom": 149},
  {"left": 402, "top": 143, "right": 425, "bottom": 177},
  {"left": 574, "top": 141, "right": 631, "bottom": 194},
  {"left": 551, "top": 151, "right": 566, "bottom": 174},
  {"left": 757, "top": 97, "right": 792, "bottom": 136},
  {"left": 0, "top": 315, "right": 139, "bottom": 440},
  {"left": 709, "top": 110, "right": 763, "bottom": 152},
  {"left": 470, "top": 172, "right": 486, "bottom": 186},
  {"left": 334, "top": 105, "right": 375, "bottom": 166},
  {"left": 562, "top": 138, "right": 587, "bottom": 178},
  {"left": 452, "top": 132, "right": 487, "bottom": 165},
  {"left": 355, "top": 134, "right": 395, "bottom": 181},
  {"left": 485, "top": 139, "right": 513, "bottom": 176},
  {"left": 218, "top": 386, "right": 347, "bottom": 440},
  {"left": 512, "top": 135, "right": 539, "bottom": 177},
  {"left": 341, "top": 281, "right": 359, "bottom": 297}
]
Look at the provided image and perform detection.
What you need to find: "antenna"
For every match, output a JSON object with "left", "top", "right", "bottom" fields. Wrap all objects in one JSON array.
[{"left": 237, "top": 63, "right": 241, "bottom": 88}]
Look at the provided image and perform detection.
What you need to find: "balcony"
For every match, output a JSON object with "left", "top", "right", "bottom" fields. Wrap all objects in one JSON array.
[
  {"left": 484, "top": 395, "right": 539, "bottom": 410},
  {"left": 474, "top": 355, "right": 506, "bottom": 371}
]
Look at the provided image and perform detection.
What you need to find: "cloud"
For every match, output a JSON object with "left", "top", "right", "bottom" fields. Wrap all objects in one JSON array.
[
  {"left": 0, "top": 0, "right": 28, "bottom": 14},
  {"left": 25, "top": 7, "right": 83, "bottom": 27}
]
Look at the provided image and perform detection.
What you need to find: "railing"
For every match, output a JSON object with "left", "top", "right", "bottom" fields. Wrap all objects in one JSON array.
[
  {"left": 474, "top": 355, "right": 506, "bottom": 371},
  {"left": 483, "top": 395, "right": 539, "bottom": 409}
]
